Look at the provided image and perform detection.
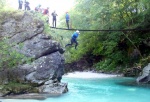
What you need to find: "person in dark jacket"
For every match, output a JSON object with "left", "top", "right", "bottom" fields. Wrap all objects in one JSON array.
[
  {"left": 25, "top": 0, "right": 30, "bottom": 10},
  {"left": 51, "top": 11, "right": 58, "bottom": 28},
  {"left": 65, "top": 30, "right": 80, "bottom": 49},
  {"left": 18, "top": 0, "right": 23, "bottom": 9},
  {"left": 65, "top": 12, "right": 70, "bottom": 29}
]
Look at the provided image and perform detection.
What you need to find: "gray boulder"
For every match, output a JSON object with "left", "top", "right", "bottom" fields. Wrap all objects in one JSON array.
[
  {"left": 25, "top": 52, "right": 65, "bottom": 83},
  {"left": 0, "top": 11, "right": 67, "bottom": 97},
  {"left": 14, "top": 34, "right": 64, "bottom": 59},
  {"left": 136, "top": 63, "right": 150, "bottom": 83}
]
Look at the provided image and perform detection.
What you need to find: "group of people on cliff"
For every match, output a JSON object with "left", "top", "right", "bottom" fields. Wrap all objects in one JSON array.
[
  {"left": 34, "top": 4, "right": 78, "bottom": 50},
  {"left": 34, "top": 4, "right": 70, "bottom": 29},
  {"left": 18, "top": 0, "right": 30, "bottom": 10},
  {"left": 34, "top": 5, "right": 58, "bottom": 28},
  {"left": 18, "top": 0, "right": 78, "bottom": 50},
  {"left": 18, "top": 1, "right": 70, "bottom": 29}
]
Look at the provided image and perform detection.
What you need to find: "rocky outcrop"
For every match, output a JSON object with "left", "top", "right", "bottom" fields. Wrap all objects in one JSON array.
[
  {"left": 0, "top": 11, "right": 68, "bottom": 98},
  {"left": 136, "top": 63, "right": 150, "bottom": 83},
  {"left": 123, "top": 66, "right": 142, "bottom": 77}
]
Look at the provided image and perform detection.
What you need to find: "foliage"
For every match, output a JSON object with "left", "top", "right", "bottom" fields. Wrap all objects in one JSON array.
[
  {"left": 139, "top": 55, "right": 150, "bottom": 67},
  {"left": 94, "top": 59, "right": 116, "bottom": 72},
  {"left": 0, "top": 0, "right": 6, "bottom": 8},
  {"left": 0, "top": 82, "right": 38, "bottom": 94},
  {"left": 57, "top": 0, "right": 150, "bottom": 72},
  {"left": 0, "top": 38, "right": 30, "bottom": 69}
]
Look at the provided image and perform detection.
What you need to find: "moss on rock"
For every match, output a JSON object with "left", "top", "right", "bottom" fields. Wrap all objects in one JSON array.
[{"left": 0, "top": 82, "right": 39, "bottom": 96}]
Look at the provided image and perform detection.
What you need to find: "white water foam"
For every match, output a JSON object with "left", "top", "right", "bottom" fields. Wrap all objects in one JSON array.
[{"left": 63, "top": 71, "right": 121, "bottom": 79}]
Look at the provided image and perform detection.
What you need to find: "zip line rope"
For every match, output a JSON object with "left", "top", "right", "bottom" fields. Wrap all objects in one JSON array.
[
  {"left": 50, "top": 26, "right": 150, "bottom": 32},
  {"left": 50, "top": 26, "right": 149, "bottom": 58}
]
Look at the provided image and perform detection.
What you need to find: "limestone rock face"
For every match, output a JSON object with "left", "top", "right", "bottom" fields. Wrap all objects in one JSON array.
[{"left": 0, "top": 11, "right": 67, "bottom": 97}]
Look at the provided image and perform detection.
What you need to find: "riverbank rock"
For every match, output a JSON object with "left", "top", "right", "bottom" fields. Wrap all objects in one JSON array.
[
  {"left": 123, "top": 66, "right": 142, "bottom": 77},
  {"left": 0, "top": 11, "right": 68, "bottom": 98},
  {"left": 136, "top": 63, "right": 150, "bottom": 83}
]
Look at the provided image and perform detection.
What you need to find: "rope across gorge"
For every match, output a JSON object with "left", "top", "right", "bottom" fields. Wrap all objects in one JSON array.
[
  {"left": 50, "top": 26, "right": 149, "bottom": 58},
  {"left": 50, "top": 26, "right": 150, "bottom": 32}
]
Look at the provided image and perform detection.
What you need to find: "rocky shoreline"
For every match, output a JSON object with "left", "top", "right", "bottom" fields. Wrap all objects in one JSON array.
[{"left": 0, "top": 93, "right": 63, "bottom": 100}]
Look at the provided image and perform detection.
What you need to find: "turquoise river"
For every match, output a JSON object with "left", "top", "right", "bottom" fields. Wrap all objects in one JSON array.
[{"left": 1, "top": 73, "right": 150, "bottom": 102}]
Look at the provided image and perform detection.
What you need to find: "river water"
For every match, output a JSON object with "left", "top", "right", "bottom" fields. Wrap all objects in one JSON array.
[{"left": 1, "top": 72, "right": 150, "bottom": 102}]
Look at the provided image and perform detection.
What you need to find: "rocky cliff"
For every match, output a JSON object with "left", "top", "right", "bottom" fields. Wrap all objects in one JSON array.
[{"left": 0, "top": 11, "right": 68, "bottom": 98}]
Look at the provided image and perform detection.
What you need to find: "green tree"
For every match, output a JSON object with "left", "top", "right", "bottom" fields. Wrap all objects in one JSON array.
[
  {"left": 0, "top": 0, "right": 6, "bottom": 9},
  {"left": 0, "top": 38, "right": 29, "bottom": 70},
  {"left": 58, "top": 0, "right": 150, "bottom": 72}
]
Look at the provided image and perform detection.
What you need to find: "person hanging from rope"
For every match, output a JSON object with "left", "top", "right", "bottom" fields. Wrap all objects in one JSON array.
[
  {"left": 65, "top": 30, "right": 80, "bottom": 50},
  {"left": 65, "top": 12, "right": 70, "bottom": 29},
  {"left": 51, "top": 11, "right": 58, "bottom": 28},
  {"left": 18, "top": 0, "right": 23, "bottom": 9}
]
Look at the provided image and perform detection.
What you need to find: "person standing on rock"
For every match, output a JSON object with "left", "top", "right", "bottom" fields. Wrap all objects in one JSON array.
[
  {"left": 51, "top": 11, "right": 58, "bottom": 28},
  {"left": 65, "top": 30, "right": 80, "bottom": 50},
  {"left": 24, "top": 0, "right": 30, "bottom": 10},
  {"left": 18, "top": 0, "right": 23, "bottom": 9},
  {"left": 65, "top": 12, "right": 70, "bottom": 29}
]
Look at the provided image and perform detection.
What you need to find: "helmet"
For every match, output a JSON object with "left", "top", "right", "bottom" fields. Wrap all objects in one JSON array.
[{"left": 76, "top": 30, "right": 80, "bottom": 34}]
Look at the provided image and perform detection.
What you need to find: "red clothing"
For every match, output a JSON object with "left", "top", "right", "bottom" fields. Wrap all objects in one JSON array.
[{"left": 43, "top": 9, "right": 49, "bottom": 15}]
